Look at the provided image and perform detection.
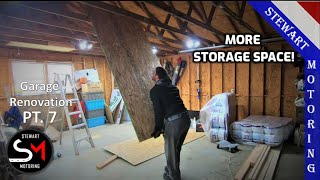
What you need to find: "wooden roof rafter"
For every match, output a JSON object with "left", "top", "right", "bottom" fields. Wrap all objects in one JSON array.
[
  {"left": 146, "top": 1, "right": 225, "bottom": 44},
  {"left": 0, "top": 15, "right": 98, "bottom": 42},
  {"left": 0, "top": 4, "right": 95, "bottom": 35},
  {"left": 82, "top": 1, "right": 217, "bottom": 47},
  {"left": 212, "top": 1, "right": 258, "bottom": 34},
  {"left": 17, "top": 1, "right": 91, "bottom": 23}
]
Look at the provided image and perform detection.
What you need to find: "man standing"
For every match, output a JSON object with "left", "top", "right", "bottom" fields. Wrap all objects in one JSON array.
[{"left": 150, "top": 67, "right": 191, "bottom": 180}]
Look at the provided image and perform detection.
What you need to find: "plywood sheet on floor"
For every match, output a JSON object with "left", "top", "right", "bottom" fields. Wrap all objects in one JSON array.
[{"left": 103, "top": 129, "right": 205, "bottom": 165}]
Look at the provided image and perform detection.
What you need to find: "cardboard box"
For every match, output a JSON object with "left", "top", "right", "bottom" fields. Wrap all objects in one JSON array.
[{"left": 81, "top": 83, "right": 104, "bottom": 93}]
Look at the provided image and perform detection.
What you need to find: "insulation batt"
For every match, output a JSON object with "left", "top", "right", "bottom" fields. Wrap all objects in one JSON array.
[{"left": 200, "top": 93, "right": 236, "bottom": 142}]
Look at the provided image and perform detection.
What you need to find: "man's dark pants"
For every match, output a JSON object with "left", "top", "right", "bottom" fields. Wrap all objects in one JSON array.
[{"left": 163, "top": 112, "right": 191, "bottom": 180}]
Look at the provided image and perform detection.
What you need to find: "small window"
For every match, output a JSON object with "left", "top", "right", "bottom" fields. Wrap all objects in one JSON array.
[
  {"left": 11, "top": 60, "right": 45, "bottom": 96},
  {"left": 11, "top": 60, "right": 74, "bottom": 96}
]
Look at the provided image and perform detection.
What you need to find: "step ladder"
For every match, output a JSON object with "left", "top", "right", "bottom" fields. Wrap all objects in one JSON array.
[
  {"left": 45, "top": 87, "right": 65, "bottom": 145},
  {"left": 54, "top": 73, "right": 95, "bottom": 156}
]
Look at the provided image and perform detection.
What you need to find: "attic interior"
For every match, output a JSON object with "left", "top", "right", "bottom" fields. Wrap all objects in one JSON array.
[{"left": 0, "top": 1, "right": 304, "bottom": 180}]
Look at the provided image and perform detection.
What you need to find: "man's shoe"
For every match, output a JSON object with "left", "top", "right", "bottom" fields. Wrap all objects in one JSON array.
[
  {"left": 163, "top": 172, "right": 181, "bottom": 180},
  {"left": 163, "top": 173, "right": 171, "bottom": 180},
  {"left": 164, "top": 166, "right": 169, "bottom": 174}
]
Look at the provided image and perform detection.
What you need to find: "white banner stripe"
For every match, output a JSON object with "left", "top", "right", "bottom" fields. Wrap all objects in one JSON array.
[{"left": 272, "top": 1, "right": 320, "bottom": 49}]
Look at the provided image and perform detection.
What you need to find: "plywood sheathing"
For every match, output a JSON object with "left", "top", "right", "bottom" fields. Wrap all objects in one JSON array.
[
  {"left": 90, "top": 9, "right": 160, "bottom": 141},
  {"left": 103, "top": 130, "right": 205, "bottom": 166}
]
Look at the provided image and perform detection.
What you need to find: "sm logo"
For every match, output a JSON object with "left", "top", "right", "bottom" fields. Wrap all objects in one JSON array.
[
  {"left": 7, "top": 129, "right": 53, "bottom": 174},
  {"left": 9, "top": 139, "right": 46, "bottom": 163}
]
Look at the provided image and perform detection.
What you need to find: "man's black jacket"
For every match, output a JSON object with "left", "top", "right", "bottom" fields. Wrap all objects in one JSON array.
[{"left": 150, "top": 78, "right": 187, "bottom": 132}]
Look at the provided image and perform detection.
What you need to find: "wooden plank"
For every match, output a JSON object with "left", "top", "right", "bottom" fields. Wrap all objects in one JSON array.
[
  {"left": 180, "top": 55, "right": 190, "bottom": 110},
  {"left": 105, "top": 62, "right": 112, "bottom": 104},
  {"left": 235, "top": 145, "right": 264, "bottom": 180},
  {"left": 247, "top": 145, "right": 267, "bottom": 179},
  {"left": 96, "top": 155, "right": 118, "bottom": 170},
  {"left": 83, "top": 1, "right": 216, "bottom": 46},
  {"left": 250, "top": 62, "right": 264, "bottom": 115},
  {"left": 257, "top": 150, "right": 275, "bottom": 180},
  {"left": 282, "top": 63, "right": 299, "bottom": 121},
  {"left": 200, "top": 63, "right": 210, "bottom": 108},
  {"left": 236, "top": 62, "right": 250, "bottom": 120},
  {"left": 188, "top": 55, "right": 191, "bottom": 110},
  {"left": 222, "top": 63, "right": 235, "bottom": 93},
  {"left": 264, "top": 63, "right": 281, "bottom": 116},
  {"left": 249, "top": 145, "right": 264, "bottom": 166},
  {"left": 252, "top": 146, "right": 271, "bottom": 179},
  {"left": 103, "top": 130, "right": 204, "bottom": 166},
  {"left": 211, "top": 63, "right": 222, "bottom": 96},
  {"left": 90, "top": 8, "right": 160, "bottom": 141},
  {"left": 105, "top": 103, "right": 114, "bottom": 124},
  {"left": 264, "top": 146, "right": 282, "bottom": 180},
  {"left": 197, "top": 63, "right": 200, "bottom": 110},
  {"left": 0, "top": 15, "right": 97, "bottom": 42},
  {"left": 0, "top": 5, "right": 94, "bottom": 34},
  {"left": 235, "top": 161, "right": 251, "bottom": 180},
  {"left": 264, "top": 44, "right": 282, "bottom": 116},
  {"left": 190, "top": 59, "right": 198, "bottom": 111},
  {"left": 249, "top": 145, "right": 270, "bottom": 180}
]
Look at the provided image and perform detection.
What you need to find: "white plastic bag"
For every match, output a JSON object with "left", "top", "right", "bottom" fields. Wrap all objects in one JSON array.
[{"left": 200, "top": 93, "right": 236, "bottom": 142}]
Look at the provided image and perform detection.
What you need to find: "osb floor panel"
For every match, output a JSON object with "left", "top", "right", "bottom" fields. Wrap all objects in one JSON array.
[{"left": 103, "top": 129, "right": 205, "bottom": 165}]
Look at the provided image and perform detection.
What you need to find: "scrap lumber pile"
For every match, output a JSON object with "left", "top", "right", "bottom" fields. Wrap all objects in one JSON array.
[{"left": 235, "top": 144, "right": 282, "bottom": 180}]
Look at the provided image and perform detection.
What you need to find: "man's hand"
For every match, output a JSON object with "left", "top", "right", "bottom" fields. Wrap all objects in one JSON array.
[{"left": 151, "top": 129, "right": 162, "bottom": 139}]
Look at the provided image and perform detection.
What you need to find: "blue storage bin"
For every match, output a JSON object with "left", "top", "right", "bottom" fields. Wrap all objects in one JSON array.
[
  {"left": 85, "top": 99, "right": 105, "bottom": 111},
  {"left": 87, "top": 116, "right": 106, "bottom": 128}
]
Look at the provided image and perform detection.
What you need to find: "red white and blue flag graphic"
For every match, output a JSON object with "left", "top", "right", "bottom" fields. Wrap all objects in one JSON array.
[{"left": 248, "top": 1, "right": 320, "bottom": 179}]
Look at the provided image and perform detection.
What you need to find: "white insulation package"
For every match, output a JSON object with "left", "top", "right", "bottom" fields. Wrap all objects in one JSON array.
[
  {"left": 230, "top": 115, "right": 294, "bottom": 146},
  {"left": 200, "top": 93, "right": 236, "bottom": 142}
]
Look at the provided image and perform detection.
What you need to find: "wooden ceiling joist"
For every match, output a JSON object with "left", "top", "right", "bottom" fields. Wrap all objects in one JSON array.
[
  {"left": 0, "top": 34, "right": 103, "bottom": 55},
  {"left": 160, "top": 14, "right": 171, "bottom": 36},
  {"left": 213, "top": 1, "right": 258, "bottom": 34},
  {"left": 0, "top": 34, "right": 48, "bottom": 45},
  {"left": 135, "top": 2, "right": 180, "bottom": 49},
  {"left": 157, "top": 49, "right": 177, "bottom": 56},
  {"left": 17, "top": 1, "right": 91, "bottom": 23},
  {"left": 207, "top": 5, "right": 216, "bottom": 25},
  {"left": 82, "top": 1, "right": 216, "bottom": 46},
  {"left": 146, "top": 32, "right": 182, "bottom": 46},
  {"left": 0, "top": 27, "right": 100, "bottom": 47},
  {"left": 150, "top": 42, "right": 180, "bottom": 52},
  {"left": 180, "top": 4, "right": 193, "bottom": 32},
  {"left": 146, "top": 1, "right": 225, "bottom": 42},
  {"left": 188, "top": 1, "right": 206, "bottom": 22},
  {"left": 0, "top": 16, "right": 98, "bottom": 42},
  {"left": 239, "top": 1, "right": 247, "bottom": 19},
  {"left": 0, "top": 4, "right": 95, "bottom": 35},
  {"left": 0, "top": 1, "right": 277, "bottom": 57}
]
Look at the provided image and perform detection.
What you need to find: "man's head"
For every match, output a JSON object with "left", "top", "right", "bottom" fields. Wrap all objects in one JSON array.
[{"left": 152, "top": 67, "right": 167, "bottom": 82}]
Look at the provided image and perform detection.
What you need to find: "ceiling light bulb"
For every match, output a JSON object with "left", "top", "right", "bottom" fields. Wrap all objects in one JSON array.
[
  {"left": 79, "top": 40, "right": 87, "bottom": 50},
  {"left": 194, "top": 40, "right": 200, "bottom": 48},
  {"left": 87, "top": 43, "right": 93, "bottom": 50},
  {"left": 152, "top": 47, "right": 158, "bottom": 54},
  {"left": 186, "top": 40, "right": 194, "bottom": 49}
]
